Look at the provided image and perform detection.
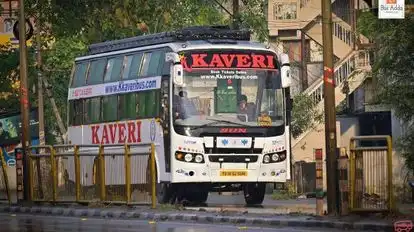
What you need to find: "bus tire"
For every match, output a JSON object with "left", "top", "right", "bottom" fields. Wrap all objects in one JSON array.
[
  {"left": 157, "top": 182, "right": 174, "bottom": 204},
  {"left": 192, "top": 190, "right": 208, "bottom": 203},
  {"left": 243, "top": 183, "right": 265, "bottom": 205},
  {"left": 180, "top": 184, "right": 209, "bottom": 204},
  {"left": 145, "top": 157, "right": 174, "bottom": 204}
]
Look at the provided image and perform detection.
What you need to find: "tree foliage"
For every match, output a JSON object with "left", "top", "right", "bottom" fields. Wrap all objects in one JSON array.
[
  {"left": 0, "top": 0, "right": 270, "bottom": 143},
  {"left": 291, "top": 93, "right": 323, "bottom": 139},
  {"left": 357, "top": 10, "right": 414, "bottom": 173}
]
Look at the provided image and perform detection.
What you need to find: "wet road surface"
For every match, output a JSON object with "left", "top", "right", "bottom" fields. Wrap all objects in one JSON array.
[{"left": 1, "top": 213, "right": 359, "bottom": 232}]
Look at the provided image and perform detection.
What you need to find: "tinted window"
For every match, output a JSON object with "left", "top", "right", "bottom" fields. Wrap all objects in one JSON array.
[
  {"left": 102, "top": 95, "right": 118, "bottom": 121},
  {"left": 147, "top": 50, "right": 163, "bottom": 76},
  {"left": 123, "top": 54, "right": 143, "bottom": 80},
  {"left": 119, "top": 93, "right": 137, "bottom": 120},
  {"left": 72, "top": 63, "right": 88, "bottom": 87},
  {"left": 84, "top": 97, "right": 101, "bottom": 124},
  {"left": 104, "top": 56, "right": 124, "bottom": 83},
  {"left": 87, "top": 59, "right": 106, "bottom": 85},
  {"left": 139, "top": 52, "right": 152, "bottom": 76},
  {"left": 137, "top": 90, "right": 160, "bottom": 118},
  {"left": 145, "top": 90, "right": 160, "bottom": 117},
  {"left": 70, "top": 100, "right": 84, "bottom": 126},
  {"left": 162, "top": 53, "right": 170, "bottom": 75}
]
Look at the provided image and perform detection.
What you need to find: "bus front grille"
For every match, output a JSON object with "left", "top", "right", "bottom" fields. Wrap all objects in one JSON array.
[
  {"left": 204, "top": 148, "right": 263, "bottom": 154},
  {"left": 208, "top": 155, "right": 258, "bottom": 163}
]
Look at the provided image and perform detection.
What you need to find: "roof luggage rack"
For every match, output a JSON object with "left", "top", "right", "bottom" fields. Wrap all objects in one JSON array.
[{"left": 87, "top": 25, "right": 251, "bottom": 55}]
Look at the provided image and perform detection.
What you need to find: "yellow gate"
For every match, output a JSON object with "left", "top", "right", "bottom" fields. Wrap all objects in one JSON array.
[{"left": 349, "top": 135, "right": 394, "bottom": 212}]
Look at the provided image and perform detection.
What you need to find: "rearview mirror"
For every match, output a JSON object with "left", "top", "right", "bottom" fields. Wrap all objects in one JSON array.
[
  {"left": 279, "top": 53, "right": 291, "bottom": 88},
  {"left": 173, "top": 64, "right": 184, "bottom": 86}
]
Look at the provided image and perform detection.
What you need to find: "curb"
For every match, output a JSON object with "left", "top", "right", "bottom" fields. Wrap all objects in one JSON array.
[{"left": 0, "top": 205, "right": 393, "bottom": 231}]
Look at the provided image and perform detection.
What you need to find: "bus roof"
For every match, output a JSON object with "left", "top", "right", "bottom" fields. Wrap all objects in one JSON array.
[{"left": 86, "top": 25, "right": 251, "bottom": 55}]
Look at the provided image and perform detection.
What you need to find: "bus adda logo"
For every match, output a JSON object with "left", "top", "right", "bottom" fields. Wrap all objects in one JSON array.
[
  {"left": 179, "top": 52, "right": 275, "bottom": 72},
  {"left": 394, "top": 220, "right": 413, "bottom": 232}
]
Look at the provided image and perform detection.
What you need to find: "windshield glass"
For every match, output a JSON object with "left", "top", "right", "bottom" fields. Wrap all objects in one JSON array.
[{"left": 173, "top": 49, "right": 284, "bottom": 128}]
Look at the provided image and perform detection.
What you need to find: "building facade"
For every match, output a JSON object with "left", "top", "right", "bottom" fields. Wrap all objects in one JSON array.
[
  {"left": 267, "top": 0, "right": 409, "bottom": 192},
  {"left": 0, "top": 0, "right": 33, "bottom": 47},
  {"left": 0, "top": 0, "right": 19, "bottom": 46}
]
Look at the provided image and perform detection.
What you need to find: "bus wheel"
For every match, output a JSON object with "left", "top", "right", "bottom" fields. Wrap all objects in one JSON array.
[
  {"left": 157, "top": 182, "right": 174, "bottom": 204},
  {"left": 183, "top": 185, "right": 209, "bottom": 205},
  {"left": 193, "top": 190, "right": 208, "bottom": 204},
  {"left": 243, "top": 183, "right": 265, "bottom": 205}
]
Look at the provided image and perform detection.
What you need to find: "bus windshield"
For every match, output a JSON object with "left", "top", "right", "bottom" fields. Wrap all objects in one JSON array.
[{"left": 173, "top": 49, "right": 284, "bottom": 128}]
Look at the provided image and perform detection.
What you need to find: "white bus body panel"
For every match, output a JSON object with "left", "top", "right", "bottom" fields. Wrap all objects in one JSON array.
[
  {"left": 170, "top": 129, "right": 288, "bottom": 183},
  {"left": 66, "top": 118, "right": 169, "bottom": 186}
]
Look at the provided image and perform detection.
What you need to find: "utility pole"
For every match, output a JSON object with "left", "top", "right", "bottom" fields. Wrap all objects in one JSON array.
[
  {"left": 18, "top": 0, "right": 32, "bottom": 201},
  {"left": 321, "top": 0, "right": 339, "bottom": 215},
  {"left": 35, "top": 11, "right": 45, "bottom": 199},
  {"left": 232, "top": 0, "right": 239, "bottom": 29},
  {"left": 300, "top": 30, "right": 308, "bottom": 91},
  {"left": 35, "top": 14, "right": 45, "bottom": 147}
]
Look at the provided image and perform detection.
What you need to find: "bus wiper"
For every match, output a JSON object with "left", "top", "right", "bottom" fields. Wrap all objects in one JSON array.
[{"left": 191, "top": 119, "right": 246, "bottom": 130}]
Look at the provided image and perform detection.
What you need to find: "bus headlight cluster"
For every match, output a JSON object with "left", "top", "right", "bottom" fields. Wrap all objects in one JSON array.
[
  {"left": 175, "top": 151, "right": 205, "bottom": 163},
  {"left": 263, "top": 151, "right": 287, "bottom": 163}
]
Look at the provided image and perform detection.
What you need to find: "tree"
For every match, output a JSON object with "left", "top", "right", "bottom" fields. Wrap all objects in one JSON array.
[
  {"left": 357, "top": 10, "right": 414, "bottom": 173},
  {"left": 0, "top": 0, "right": 282, "bottom": 144},
  {"left": 1, "top": 0, "right": 233, "bottom": 142},
  {"left": 291, "top": 93, "right": 323, "bottom": 139},
  {"left": 0, "top": 44, "right": 20, "bottom": 113},
  {"left": 239, "top": 0, "right": 269, "bottom": 42}
]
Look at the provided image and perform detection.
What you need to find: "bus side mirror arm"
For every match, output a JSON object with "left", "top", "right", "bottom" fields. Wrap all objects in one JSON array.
[{"left": 166, "top": 52, "right": 180, "bottom": 63}]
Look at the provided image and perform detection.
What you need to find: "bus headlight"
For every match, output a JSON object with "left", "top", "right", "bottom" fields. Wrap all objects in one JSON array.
[
  {"left": 279, "top": 152, "right": 286, "bottom": 161},
  {"left": 195, "top": 154, "right": 203, "bottom": 163},
  {"left": 263, "top": 151, "right": 287, "bottom": 163},
  {"left": 175, "top": 151, "right": 205, "bottom": 163},
  {"left": 184, "top": 153, "right": 193, "bottom": 162}
]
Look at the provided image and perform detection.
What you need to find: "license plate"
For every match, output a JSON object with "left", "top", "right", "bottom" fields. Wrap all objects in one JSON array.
[{"left": 220, "top": 170, "right": 248, "bottom": 176}]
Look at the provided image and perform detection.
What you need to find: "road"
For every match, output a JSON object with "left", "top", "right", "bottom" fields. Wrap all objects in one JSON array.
[
  {"left": 207, "top": 192, "right": 323, "bottom": 206},
  {"left": 180, "top": 193, "right": 327, "bottom": 214},
  {"left": 0, "top": 213, "right": 360, "bottom": 232}
]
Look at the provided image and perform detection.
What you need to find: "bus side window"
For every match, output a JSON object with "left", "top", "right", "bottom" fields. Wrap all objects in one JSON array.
[
  {"left": 72, "top": 62, "right": 89, "bottom": 87},
  {"left": 72, "top": 100, "right": 83, "bottom": 126},
  {"left": 84, "top": 97, "right": 101, "bottom": 124},
  {"left": 119, "top": 93, "right": 137, "bottom": 120}
]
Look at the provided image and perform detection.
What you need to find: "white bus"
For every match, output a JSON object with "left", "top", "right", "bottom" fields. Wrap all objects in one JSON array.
[{"left": 66, "top": 26, "right": 293, "bottom": 205}]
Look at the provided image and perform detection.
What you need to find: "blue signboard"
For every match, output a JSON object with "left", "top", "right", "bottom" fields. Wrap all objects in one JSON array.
[
  {"left": 0, "top": 108, "right": 39, "bottom": 146},
  {"left": 0, "top": 108, "right": 39, "bottom": 167}
]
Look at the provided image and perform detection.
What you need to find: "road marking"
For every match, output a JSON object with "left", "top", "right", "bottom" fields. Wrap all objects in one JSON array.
[
  {"left": 238, "top": 226, "right": 248, "bottom": 230},
  {"left": 81, "top": 218, "right": 87, "bottom": 221},
  {"left": 10, "top": 214, "right": 16, "bottom": 217},
  {"left": 148, "top": 221, "right": 156, "bottom": 224}
]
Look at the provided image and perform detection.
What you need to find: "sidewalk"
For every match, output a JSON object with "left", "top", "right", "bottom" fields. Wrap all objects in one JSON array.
[{"left": 0, "top": 203, "right": 399, "bottom": 231}]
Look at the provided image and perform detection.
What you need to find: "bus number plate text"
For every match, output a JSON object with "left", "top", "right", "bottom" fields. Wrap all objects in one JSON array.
[{"left": 220, "top": 170, "right": 248, "bottom": 177}]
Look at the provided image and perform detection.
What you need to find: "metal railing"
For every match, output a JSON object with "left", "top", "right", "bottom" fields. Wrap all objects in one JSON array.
[
  {"left": 349, "top": 136, "right": 394, "bottom": 212},
  {"left": 332, "top": 20, "right": 354, "bottom": 47},
  {"left": 28, "top": 143, "right": 157, "bottom": 208},
  {"left": 0, "top": 149, "right": 11, "bottom": 204},
  {"left": 291, "top": 50, "right": 371, "bottom": 147},
  {"left": 305, "top": 50, "right": 370, "bottom": 107}
]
